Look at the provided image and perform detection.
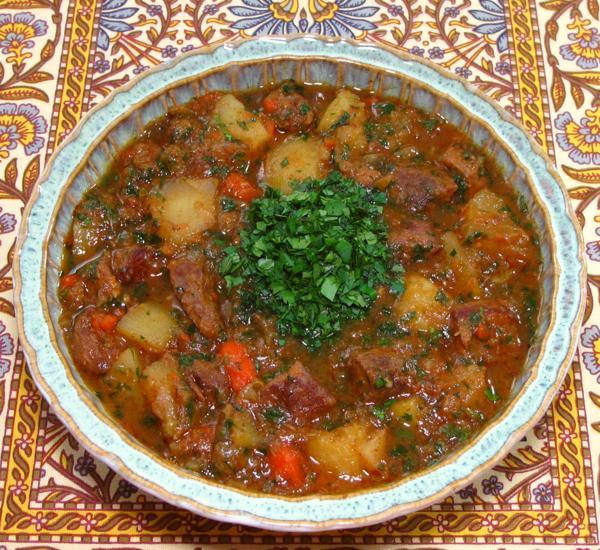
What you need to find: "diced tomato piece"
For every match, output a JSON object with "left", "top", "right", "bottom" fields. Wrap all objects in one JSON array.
[
  {"left": 217, "top": 340, "right": 257, "bottom": 392},
  {"left": 221, "top": 172, "right": 262, "bottom": 202},
  {"left": 267, "top": 443, "right": 307, "bottom": 488},
  {"left": 474, "top": 323, "right": 491, "bottom": 340},
  {"left": 60, "top": 273, "right": 80, "bottom": 288},
  {"left": 91, "top": 312, "right": 119, "bottom": 333},
  {"left": 262, "top": 96, "right": 279, "bottom": 113}
]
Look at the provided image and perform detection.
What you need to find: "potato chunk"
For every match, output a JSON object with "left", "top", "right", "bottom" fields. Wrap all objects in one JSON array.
[
  {"left": 213, "top": 94, "right": 270, "bottom": 151},
  {"left": 390, "top": 396, "right": 426, "bottom": 422},
  {"left": 264, "top": 137, "right": 329, "bottom": 194},
  {"left": 102, "top": 348, "right": 145, "bottom": 410},
  {"left": 117, "top": 302, "right": 178, "bottom": 351},
  {"left": 317, "top": 90, "right": 366, "bottom": 132},
  {"left": 149, "top": 177, "right": 218, "bottom": 244},
  {"left": 462, "top": 189, "right": 535, "bottom": 268},
  {"left": 441, "top": 231, "right": 482, "bottom": 297},
  {"left": 393, "top": 274, "right": 449, "bottom": 330},
  {"left": 105, "top": 347, "right": 142, "bottom": 385},
  {"left": 307, "top": 423, "right": 387, "bottom": 477},
  {"left": 229, "top": 408, "right": 262, "bottom": 449},
  {"left": 142, "top": 356, "right": 193, "bottom": 440}
]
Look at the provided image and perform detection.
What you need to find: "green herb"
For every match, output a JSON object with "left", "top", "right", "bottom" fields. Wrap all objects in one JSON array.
[
  {"left": 375, "top": 103, "right": 396, "bottom": 115},
  {"left": 214, "top": 114, "right": 235, "bottom": 142},
  {"left": 132, "top": 282, "right": 149, "bottom": 300},
  {"left": 469, "top": 308, "right": 484, "bottom": 327},
  {"left": 372, "top": 398, "right": 396, "bottom": 421},
  {"left": 178, "top": 352, "right": 215, "bottom": 368},
  {"left": 221, "top": 196, "right": 237, "bottom": 212},
  {"left": 420, "top": 118, "right": 440, "bottom": 131},
  {"left": 220, "top": 172, "right": 390, "bottom": 350},
  {"left": 142, "top": 414, "right": 157, "bottom": 427},
  {"left": 485, "top": 387, "right": 501, "bottom": 403},
  {"left": 341, "top": 142, "right": 350, "bottom": 161},
  {"left": 442, "top": 424, "right": 468, "bottom": 442},
  {"left": 377, "top": 322, "right": 409, "bottom": 339},
  {"left": 114, "top": 406, "right": 123, "bottom": 419},
  {"left": 374, "top": 376, "right": 388, "bottom": 389},
  {"left": 435, "top": 290, "right": 449, "bottom": 305},
  {"left": 299, "top": 102, "right": 311, "bottom": 115},
  {"left": 364, "top": 120, "right": 376, "bottom": 142},
  {"left": 464, "top": 231, "right": 485, "bottom": 245},
  {"left": 280, "top": 157, "right": 289, "bottom": 168},
  {"left": 263, "top": 407, "right": 287, "bottom": 422},
  {"left": 133, "top": 231, "right": 162, "bottom": 245},
  {"left": 329, "top": 111, "right": 351, "bottom": 132},
  {"left": 390, "top": 444, "right": 408, "bottom": 457},
  {"left": 454, "top": 174, "right": 468, "bottom": 200},
  {"left": 518, "top": 194, "right": 528, "bottom": 213},
  {"left": 449, "top": 248, "right": 457, "bottom": 257}
]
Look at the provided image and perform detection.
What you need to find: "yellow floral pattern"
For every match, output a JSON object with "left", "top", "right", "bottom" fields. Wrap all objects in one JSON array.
[{"left": 0, "top": 0, "right": 600, "bottom": 547}]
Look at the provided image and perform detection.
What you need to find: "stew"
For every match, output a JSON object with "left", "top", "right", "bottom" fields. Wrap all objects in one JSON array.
[{"left": 59, "top": 82, "right": 541, "bottom": 494}]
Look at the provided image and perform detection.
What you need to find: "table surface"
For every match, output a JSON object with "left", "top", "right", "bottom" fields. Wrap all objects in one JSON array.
[{"left": 0, "top": 0, "right": 599, "bottom": 548}]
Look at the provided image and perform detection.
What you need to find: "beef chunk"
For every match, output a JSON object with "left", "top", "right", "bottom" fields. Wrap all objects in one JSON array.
[
  {"left": 96, "top": 254, "right": 121, "bottom": 305},
  {"left": 387, "top": 218, "right": 441, "bottom": 262},
  {"left": 183, "top": 360, "right": 231, "bottom": 406},
  {"left": 440, "top": 143, "right": 487, "bottom": 194},
  {"left": 60, "top": 276, "right": 91, "bottom": 310},
  {"left": 169, "top": 254, "right": 223, "bottom": 339},
  {"left": 387, "top": 166, "right": 457, "bottom": 211},
  {"left": 349, "top": 348, "right": 407, "bottom": 390},
  {"left": 452, "top": 300, "right": 519, "bottom": 347},
  {"left": 263, "top": 83, "right": 314, "bottom": 132},
  {"left": 119, "top": 140, "right": 162, "bottom": 172},
  {"left": 111, "top": 245, "right": 165, "bottom": 284},
  {"left": 263, "top": 362, "right": 335, "bottom": 424},
  {"left": 70, "top": 307, "right": 124, "bottom": 375},
  {"left": 169, "top": 424, "right": 217, "bottom": 459}
]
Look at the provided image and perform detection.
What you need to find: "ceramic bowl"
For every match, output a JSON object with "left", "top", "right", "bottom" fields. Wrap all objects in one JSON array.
[{"left": 14, "top": 36, "right": 585, "bottom": 531}]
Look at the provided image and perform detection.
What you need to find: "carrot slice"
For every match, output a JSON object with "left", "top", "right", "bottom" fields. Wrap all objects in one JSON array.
[
  {"left": 262, "top": 96, "right": 279, "bottom": 113},
  {"left": 60, "top": 273, "right": 80, "bottom": 288},
  {"left": 217, "top": 340, "right": 256, "bottom": 392},
  {"left": 268, "top": 443, "right": 307, "bottom": 488},
  {"left": 91, "top": 312, "right": 119, "bottom": 333},
  {"left": 221, "top": 172, "right": 262, "bottom": 202}
]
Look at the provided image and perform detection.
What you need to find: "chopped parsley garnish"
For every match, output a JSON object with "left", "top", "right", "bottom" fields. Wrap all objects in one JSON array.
[
  {"left": 485, "top": 387, "right": 501, "bottom": 403},
  {"left": 375, "top": 103, "right": 396, "bottom": 115},
  {"left": 263, "top": 407, "right": 287, "bottom": 422},
  {"left": 213, "top": 114, "right": 235, "bottom": 142},
  {"left": 420, "top": 118, "right": 440, "bottom": 131},
  {"left": 221, "top": 196, "right": 237, "bottom": 212},
  {"left": 441, "top": 423, "right": 468, "bottom": 442},
  {"left": 329, "top": 111, "right": 351, "bottom": 132},
  {"left": 220, "top": 172, "right": 393, "bottom": 350}
]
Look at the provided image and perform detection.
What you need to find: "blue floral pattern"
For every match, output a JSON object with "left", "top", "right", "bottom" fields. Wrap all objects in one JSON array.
[
  {"left": 469, "top": 0, "right": 508, "bottom": 53},
  {"left": 97, "top": 0, "right": 138, "bottom": 51},
  {"left": 230, "top": 0, "right": 378, "bottom": 38}
]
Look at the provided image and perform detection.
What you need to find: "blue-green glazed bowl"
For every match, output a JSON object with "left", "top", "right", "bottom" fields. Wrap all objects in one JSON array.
[{"left": 14, "top": 36, "right": 585, "bottom": 531}]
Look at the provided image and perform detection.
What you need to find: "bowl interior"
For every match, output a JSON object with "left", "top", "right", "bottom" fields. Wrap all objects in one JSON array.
[{"left": 45, "top": 56, "right": 554, "bottom": 419}]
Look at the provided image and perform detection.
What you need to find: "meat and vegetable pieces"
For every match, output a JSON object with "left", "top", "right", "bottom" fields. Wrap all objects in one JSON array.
[
  {"left": 169, "top": 254, "right": 223, "bottom": 340},
  {"left": 263, "top": 82, "right": 315, "bottom": 132},
  {"left": 262, "top": 362, "right": 335, "bottom": 425},
  {"left": 70, "top": 307, "right": 124, "bottom": 375},
  {"left": 60, "top": 83, "right": 540, "bottom": 495}
]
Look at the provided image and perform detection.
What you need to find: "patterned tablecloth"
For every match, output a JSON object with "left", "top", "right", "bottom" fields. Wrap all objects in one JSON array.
[{"left": 0, "top": 0, "right": 599, "bottom": 548}]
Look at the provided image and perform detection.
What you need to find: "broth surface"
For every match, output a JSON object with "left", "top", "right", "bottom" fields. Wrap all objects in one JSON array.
[{"left": 59, "top": 82, "right": 540, "bottom": 494}]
